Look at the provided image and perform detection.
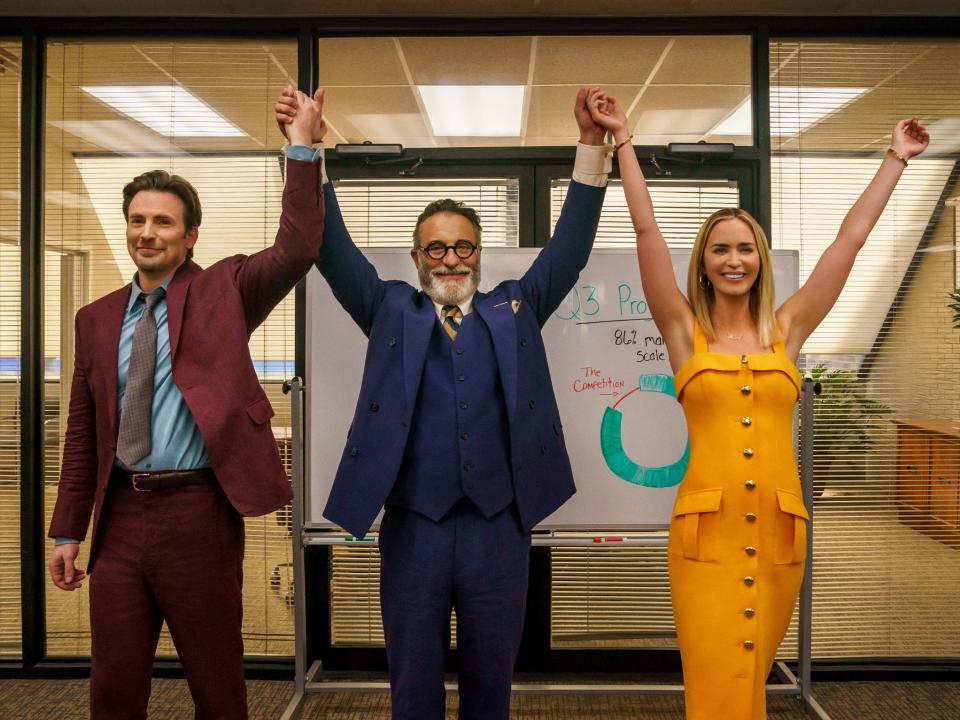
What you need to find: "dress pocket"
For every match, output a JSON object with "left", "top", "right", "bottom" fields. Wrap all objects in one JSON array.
[
  {"left": 672, "top": 488, "right": 723, "bottom": 562},
  {"left": 245, "top": 396, "right": 275, "bottom": 425},
  {"left": 774, "top": 488, "right": 810, "bottom": 565}
]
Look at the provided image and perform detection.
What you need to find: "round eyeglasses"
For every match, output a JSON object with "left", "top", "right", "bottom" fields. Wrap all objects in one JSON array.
[{"left": 418, "top": 240, "right": 480, "bottom": 261}]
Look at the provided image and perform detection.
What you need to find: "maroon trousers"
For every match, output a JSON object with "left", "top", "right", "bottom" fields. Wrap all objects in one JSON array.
[{"left": 89, "top": 477, "right": 247, "bottom": 720}]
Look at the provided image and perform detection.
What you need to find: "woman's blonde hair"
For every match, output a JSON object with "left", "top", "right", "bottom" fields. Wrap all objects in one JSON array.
[{"left": 686, "top": 208, "right": 780, "bottom": 348}]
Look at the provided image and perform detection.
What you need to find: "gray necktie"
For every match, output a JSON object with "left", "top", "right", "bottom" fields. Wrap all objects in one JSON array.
[{"left": 116, "top": 291, "right": 163, "bottom": 467}]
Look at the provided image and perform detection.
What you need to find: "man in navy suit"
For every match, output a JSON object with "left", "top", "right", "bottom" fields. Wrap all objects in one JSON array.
[{"left": 277, "top": 87, "right": 609, "bottom": 719}]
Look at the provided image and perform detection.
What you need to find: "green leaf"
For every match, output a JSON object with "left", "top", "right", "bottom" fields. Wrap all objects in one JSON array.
[{"left": 949, "top": 289, "right": 960, "bottom": 329}]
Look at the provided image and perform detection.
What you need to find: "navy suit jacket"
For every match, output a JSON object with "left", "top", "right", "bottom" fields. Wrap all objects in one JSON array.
[{"left": 318, "top": 180, "right": 605, "bottom": 538}]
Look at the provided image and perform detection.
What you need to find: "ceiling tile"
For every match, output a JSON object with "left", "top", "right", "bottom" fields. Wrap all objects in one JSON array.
[
  {"left": 533, "top": 36, "right": 670, "bottom": 85},
  {"left": 631, "top": 85, "right": 751, "bottom": 139},
  {"left": 652, "top": 35, "right": 751, "bottom": 85},
  {"left": 319, "top": 37, "right": 409, "bottom": 86},
  {"left": 400, "top": 36, "right": 530, "bottom": 85}
]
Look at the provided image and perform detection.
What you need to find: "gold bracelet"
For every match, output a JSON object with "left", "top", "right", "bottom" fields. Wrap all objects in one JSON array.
[
  {"left": 887, "top": 146, "right": 908, "bottom": 167},
  {"left": 614, "top": 135, "right": 633, "bottom": 152}
]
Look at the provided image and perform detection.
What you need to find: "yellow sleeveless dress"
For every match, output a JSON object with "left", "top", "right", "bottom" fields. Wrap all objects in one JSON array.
[{"left": 669, "top": 320, "right": 809, "bottom": 720}]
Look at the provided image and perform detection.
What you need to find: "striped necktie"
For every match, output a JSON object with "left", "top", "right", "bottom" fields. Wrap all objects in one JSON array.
[
  {"left": 116, "top": 291, "right": 163, "bottom": 467},
  {"left": 441, "top": 304, "right": 462, "bottom": 342}
]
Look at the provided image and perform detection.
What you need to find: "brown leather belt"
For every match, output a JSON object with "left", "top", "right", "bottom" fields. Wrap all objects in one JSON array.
[{"left": 113, "top": 467, "right": 216, "bottom": 492}]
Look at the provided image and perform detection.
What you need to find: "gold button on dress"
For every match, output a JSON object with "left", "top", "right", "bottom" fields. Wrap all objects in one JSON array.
[{"left": 668, "top": 320, "right": 809, "bottom": 720}]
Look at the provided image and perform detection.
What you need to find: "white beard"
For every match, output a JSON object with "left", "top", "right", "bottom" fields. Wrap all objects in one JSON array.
[{"left": 419, "top": 262, "right": 480, "bottom": 307}]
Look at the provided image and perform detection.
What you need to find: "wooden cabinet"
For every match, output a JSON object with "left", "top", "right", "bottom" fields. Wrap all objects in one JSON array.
[
  {"left": 930, "top": 438, "right": 960, "bottom": 527},
  {"left": 894, "top": 419, "right": 960, "bottom": 547},
  {"left": 896, "top": 427, "right": 931, "bottom": 516}
]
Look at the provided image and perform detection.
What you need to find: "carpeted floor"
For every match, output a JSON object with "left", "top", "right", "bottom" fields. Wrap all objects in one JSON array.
[{"left": 0, "top": 678, "right": 957, "bottom": 719}]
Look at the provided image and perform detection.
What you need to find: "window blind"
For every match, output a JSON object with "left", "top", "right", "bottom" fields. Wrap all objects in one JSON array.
[
  {"left": 0, "top": 39, "right": 22, "bottom": 657},
  {"left": 770, "top": 39, "right": 960, "bottom": 660},
  {"left": 43, "top": 38, "right": 299, "bottom": 658}
]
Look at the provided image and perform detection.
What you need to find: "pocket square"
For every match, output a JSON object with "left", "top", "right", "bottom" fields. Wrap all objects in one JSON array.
[{"left": 511, "top": 299, "right": 521, "bottom": 315}]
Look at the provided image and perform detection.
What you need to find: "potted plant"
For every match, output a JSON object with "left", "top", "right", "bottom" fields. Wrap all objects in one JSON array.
[
  {"left": 950, "top": 288, "right": 960, "bottom": 329},
  {"left": 808, "top": 363, "right": 893, "bottom": 497}
]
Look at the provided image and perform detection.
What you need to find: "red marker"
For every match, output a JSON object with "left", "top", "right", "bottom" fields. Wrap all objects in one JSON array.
[{"left": 593, "top": 536, "right": 625, "bottom": 543}]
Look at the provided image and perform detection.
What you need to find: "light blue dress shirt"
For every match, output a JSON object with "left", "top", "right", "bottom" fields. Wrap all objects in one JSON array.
[
  {"left": 56, "top": 273, "right": 211, "bottom": 546},
  {"left": 286, "top": 144, "right": 322, "bottom": 162},
  {"left": 115, "top": 273, "right": 210, "bottom": 472}
]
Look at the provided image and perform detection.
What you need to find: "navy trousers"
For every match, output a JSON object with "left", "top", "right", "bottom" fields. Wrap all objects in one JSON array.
[{"left": 379, "top": 500, "right": 531, "bottom": 720}]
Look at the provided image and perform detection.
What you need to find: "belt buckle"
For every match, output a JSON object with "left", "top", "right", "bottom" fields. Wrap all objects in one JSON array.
[{"left": 131, "top": 473, "right": 153, "bottom": 492}]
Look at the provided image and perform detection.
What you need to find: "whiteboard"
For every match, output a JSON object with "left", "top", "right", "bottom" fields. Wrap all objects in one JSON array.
[{"left": 306, "top": 248, "right": 798, "bottom": 529}]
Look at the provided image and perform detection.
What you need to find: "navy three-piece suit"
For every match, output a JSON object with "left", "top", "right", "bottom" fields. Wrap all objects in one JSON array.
[{"left": 318, "top": 178, "right": 605, "bottom": 719}]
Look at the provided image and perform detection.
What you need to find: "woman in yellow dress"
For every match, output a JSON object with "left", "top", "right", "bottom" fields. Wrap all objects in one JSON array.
[{"left": 586, "top": 89, "right": 929, "bottom": 719}]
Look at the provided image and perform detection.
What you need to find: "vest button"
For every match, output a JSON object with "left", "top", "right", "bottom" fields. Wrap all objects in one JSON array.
[
  {"left": 455, "top": 347, "right": 464, "bottom": 355},
  {"left": 744, "top": 576, "right": 755, "bottom": 586},
  {"left": 463, "top": 463, "right": 472, "bottom": 472},
  {"left": 349, "top": 447, "right": 359, "bottom": 457},
  {"left": 520, "top": 338, "right": 528, "bottom": 348},
  {"left": 540, "top": 445, "right": 546, "bottom": 454},
  {"left": 744, "top": 608, "right": 755, "bottom": 618},
  {"left": 369, "top": 402, "right": 379, "bottom": 412},
  {"left": 457, "top": 373, "right": 466, "bottom": 382},
  {"left": 529, "top": 399, "right": 536, "bottom": 409},
  {"left": 745, "top": 512, "right": 757, "bottom": 523},
  {"left": 741, "top": 416, "right": 752, "bottom": 426},
  {"left": 740, "top": 385, "right": 752, "bottom": 395},
  {"left": 459, "top": 401, "right": 468, "bottom": 410},
  {"left": 743, "top": 447, "right": 754, "bottom": 457},
  {"left": 460, "top": 431, "right": 468, "bottom": 440},
  {"left": 745, "top": 479, "right": 756, "bottom": 490},
  {"left": 387, "top": 337, "right": 397, "bottom": 347},
  {"left": 745, "top": 546, "right": 757, "bottom": 556},
  {"left": 743, "top": 640, "right": 755, "bottom": 650}
]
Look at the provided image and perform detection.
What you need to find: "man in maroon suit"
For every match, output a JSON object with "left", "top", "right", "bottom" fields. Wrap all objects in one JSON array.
[{"left": 46, "top": 87, "right": 326, "bottom": 720}]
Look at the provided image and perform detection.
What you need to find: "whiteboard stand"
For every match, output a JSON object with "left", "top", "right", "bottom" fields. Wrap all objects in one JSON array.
[
  {"left": 281, "top": 378, "right": 833, "bottom": 720},
  {"left": 280, "top": 376, "right": 309, "bottom": 720},
  {"left": 796, "top": 377, "right": 833, "bottom": 720}
]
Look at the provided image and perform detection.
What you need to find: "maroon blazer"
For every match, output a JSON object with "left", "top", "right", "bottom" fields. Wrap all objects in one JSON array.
[{"left": 48, "top": 158, "right": 324, "bottom": 571}]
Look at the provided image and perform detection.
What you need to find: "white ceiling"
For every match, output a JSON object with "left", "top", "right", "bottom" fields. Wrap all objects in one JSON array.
[
  {"left": 8, "top": 35, "right": 957, "bottom": 153},
  {"left": 1, "top": 0, "right": 959, "bottom": 17}
]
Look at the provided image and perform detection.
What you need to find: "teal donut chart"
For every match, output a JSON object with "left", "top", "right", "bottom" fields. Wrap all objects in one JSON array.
[{"left": 599, "top": 373, "right": 690, "bottom": 488}]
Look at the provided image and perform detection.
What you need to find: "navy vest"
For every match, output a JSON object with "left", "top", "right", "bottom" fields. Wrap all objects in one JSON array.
[{"left": 387, "top": 311, "right": 514, "bottom": 521}]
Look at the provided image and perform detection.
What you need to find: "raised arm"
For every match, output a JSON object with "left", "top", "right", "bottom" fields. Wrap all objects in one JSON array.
[
  {"left": 275, "top": 86, "right": 388, "bottom": 335},
  {"left": 587, "top": 89, "right": 694, "bottom": 367},
  {"left": 777, "top": 118, "right": 929, "bottom": 358},
  {"left": 519, "top": 87, "right": 607, "bottom": 325},
  {"left": 235, "top": 87, "right": 327, "bottom": 332}
]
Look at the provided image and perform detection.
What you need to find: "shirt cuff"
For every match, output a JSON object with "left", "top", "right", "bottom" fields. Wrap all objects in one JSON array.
[
  {"left": 285, "top": 144, "right": 328, "bottom": 184},
  {"left": 55, "top": 537, "right": 80, "bottom": 545},
  {"left": 571, "top": 141, "right": 612, "bottom": 188}
]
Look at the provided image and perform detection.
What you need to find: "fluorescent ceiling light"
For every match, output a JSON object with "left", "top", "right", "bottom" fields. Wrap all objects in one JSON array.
[
  {"left": 770, "top": 87, "right": 867, "bottom": 135},
  {"left": 417, "top": 85, "right": 524, "bottom": 137},
  {"left": 919, "top": 117, "right": 960, "bottom": 155},
  {"left": 636, "top": 108, "right": 732, "bottom": 137},
  {"left": 81, "top": 85, "right": 244, "bottom": 138},
  {"left": 711, "top": 87, "right": 868, "bottom": 138},
  {"left": 1, "top": 188, "right": 93, "bottom": 210},
  {"left": 710, "top": 98, "right": 753, "bottom": 136}
]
